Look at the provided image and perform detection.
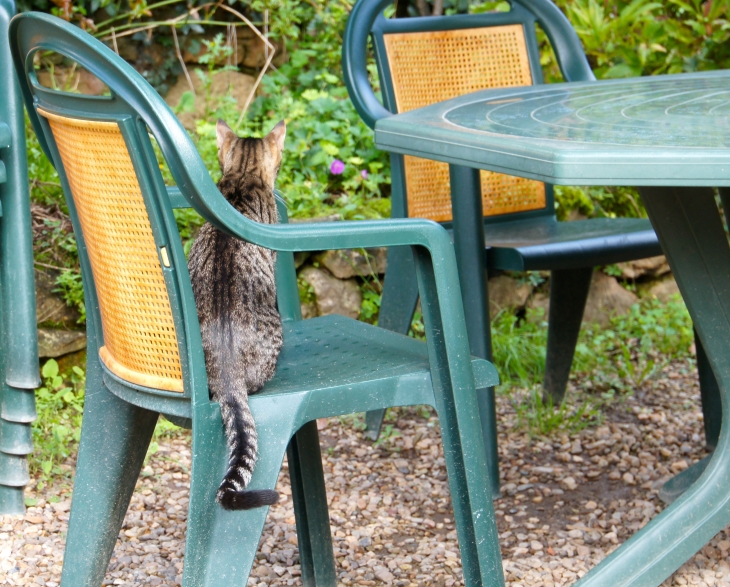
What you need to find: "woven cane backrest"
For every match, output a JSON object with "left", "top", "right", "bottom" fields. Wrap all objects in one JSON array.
[
  {"left": 38, "top": 109, "right": 184, "bottom": 393},
  {"left": 383, "top": 25, "right": 546, "bottom": 222}
]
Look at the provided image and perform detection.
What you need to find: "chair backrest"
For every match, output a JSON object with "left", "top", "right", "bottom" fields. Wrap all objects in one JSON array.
[
  {"left": 10, "top": 14, "right": 301, "bottom": 404},
  {"left": 39, "top": 108, "right": 187, "bottom": 392},
  {"left": 344, "top": 0, "right": 595, "bottom": 223}
]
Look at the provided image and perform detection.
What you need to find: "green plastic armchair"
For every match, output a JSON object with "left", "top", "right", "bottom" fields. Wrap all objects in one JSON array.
[
  {"left": 0, "top": 0, "right": 40, "bottom": 515},
  {"left": 342, "top": 0, "right": 721, "bottom": 492},
  {"left": 10, "top": 11, "right": 504, "bottom": 587}
]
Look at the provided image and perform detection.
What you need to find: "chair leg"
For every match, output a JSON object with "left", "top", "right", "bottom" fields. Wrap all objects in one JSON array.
[
  {"left": 288, "top": 420, "right": 337, "bottom": 587},
  {"left": 412, "top": 243, "right": 504, "bottom": 587},
  {"left": 543, "top": 267, "right": 594, "bottom": 404},
  {"left": 183, "top": 400, "right": 296, "bottom": 587},
  {"left": 696, "top": 329, "right": 722, "bottom": 450},
  {"left": 364, "top": 245, "right": 419, "bottom": 440},
  {"left": 60, "top": 361, "right": 158, "bottom": 587}
]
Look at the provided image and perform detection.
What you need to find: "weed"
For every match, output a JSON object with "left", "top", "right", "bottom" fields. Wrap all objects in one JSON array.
[
  {"left": 54, "top": 269, "right": 86, "bottom": 323},
  {"left": 512, "top": 386, "right": 602, "bottom": 436},
  {"left": 492, "top": 308, "right": 547, "bottom": 389},
  {"left": 31, "top": 359, "right": 85, "bottom": 485},
  {"left": 338, "top": 413, "right": 367, "bottom": 432},
  {"left": 360, "top": 288, "right": 382, "bottom": 324},
  {"left": 297, "top": 275, "right": 316, "bottom": 307},
  {"left": 374, "top": 423, "right": 402, "bottom": 448}
]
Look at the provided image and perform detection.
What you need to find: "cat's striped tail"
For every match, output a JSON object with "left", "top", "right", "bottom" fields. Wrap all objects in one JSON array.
[{"left": 216, "top": 394, "right": 279, "bottom": 510}]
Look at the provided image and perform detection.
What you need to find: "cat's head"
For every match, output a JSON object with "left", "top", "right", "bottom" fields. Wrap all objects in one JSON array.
[{"left": 216, "top": 119, "right": 286, "bottom": 187}]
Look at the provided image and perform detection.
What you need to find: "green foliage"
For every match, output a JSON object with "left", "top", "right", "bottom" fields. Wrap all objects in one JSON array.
[
  {"left": 31, "top": 359, "right": 85, "bottom": 483},
  {"left": 31, "top": 359, "right": 186, "bottom": 485},
  {"left": 26, "top": 119, "right": 64, "bottom": 208},
  {"left": 554, "top": 0, "right": 730, "bottom": 80},
  {"left": 491, "top": 309, "right": 547, "bottom": 387},
  {"left": 339, "top": 412, "right": 367, "bottom": 431},
  {"left": 554, "top": 185, "right": 647, "bottom": 220},
  {"left": 360, "top": 288, "right": 382, "bottom": 324},
  {"left": 493, "top": 295, "right": 693, "bottom": 394},
  {"left": 494, "top": 294, "right": 693, "bottom": 435},
  {"left": 513, "top": 387, "right": 601, "bottom": 435},
  {"left": 575, "top": 294, "right": 694, "bottom": 392},
  {"left": 241, "top": 45, "right": 391, "bottom": 218},
  {"left": 54, "top": 269, "right": 86, "bottom": 322},
  {"left": 297, "top": 274, "right": 316, "bottom": 307}
]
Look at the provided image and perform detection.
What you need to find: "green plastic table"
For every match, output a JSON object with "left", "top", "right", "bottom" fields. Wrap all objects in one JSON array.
[{"left": 376, "top": 70, "right": 730, "bottom": 587}]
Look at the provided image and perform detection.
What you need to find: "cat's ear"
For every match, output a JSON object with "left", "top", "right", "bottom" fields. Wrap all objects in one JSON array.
[
  {"left": 216, "top": 119, "right": 238, "bottom": 166},
  {"left": 267, "top": 120, "right": 286, "bottom": 153}
]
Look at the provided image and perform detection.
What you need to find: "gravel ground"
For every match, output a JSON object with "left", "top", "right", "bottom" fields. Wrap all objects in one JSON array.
[{"left": 2, "top": 357, "right": 728, "bottom": 587}]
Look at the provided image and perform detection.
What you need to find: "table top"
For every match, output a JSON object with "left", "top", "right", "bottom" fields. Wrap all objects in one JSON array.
[{"left": 375, "top": 70, "right": 730, "bottom": 186}]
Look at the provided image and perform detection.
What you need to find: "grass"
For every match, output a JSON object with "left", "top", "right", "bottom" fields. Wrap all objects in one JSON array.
[{"left": 407, "top": 293, "right": 694, "bottom": 436}]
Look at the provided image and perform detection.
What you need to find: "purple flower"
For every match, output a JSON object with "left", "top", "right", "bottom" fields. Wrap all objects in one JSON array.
[
  {"left": 361, "top": 169, "right": 368, "bottom": 179},
  {"left": 330, "top": 159, "right": 345, "bottom": 175}
]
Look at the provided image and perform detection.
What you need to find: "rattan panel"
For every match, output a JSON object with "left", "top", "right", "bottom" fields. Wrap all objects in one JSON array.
[
  {"left": 383, "top": 25, "right": 546, "bottom": 221},
  {"left": 39, "top": 109, "right": 184, "bottom": 393}
]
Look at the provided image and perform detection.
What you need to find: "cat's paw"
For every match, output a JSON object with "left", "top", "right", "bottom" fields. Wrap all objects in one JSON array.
[{"left": 216, "top": 484, "right": 279, "bottom": 510}]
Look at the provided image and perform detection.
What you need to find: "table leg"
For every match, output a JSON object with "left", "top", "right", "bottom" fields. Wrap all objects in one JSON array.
[
  {"left": 448, "top": 164, "right": 500, "bottom": 498},
  {"left": 574, "top": 186, "right": 730, "bottom": 587}
]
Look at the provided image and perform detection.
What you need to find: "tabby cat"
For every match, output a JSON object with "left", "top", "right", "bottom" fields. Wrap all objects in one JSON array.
[{"left": 188, "top": 119, "right": 286, "bottom": 510}]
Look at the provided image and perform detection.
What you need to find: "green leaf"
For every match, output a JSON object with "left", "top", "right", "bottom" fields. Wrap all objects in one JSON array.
[
  {"left": 41, "top": 461, "right": 52, "bottom": 475},
  {"left": 603, "top": 63, "right": 640, "bottom": 78},
  {"left": 320, "top": 141, "right": 340, "bottom": 156},
  {"left": 301, "top": 89, "right": 328, "bottom": 101},
  {"left": 41, "top": 359, "right": 59, "bottom": 379},
  {"left": 147, "top": 441, "right": 159, "bottom": 457},
  {"left": 176, "top": 91, "right": 196, "bottom": 114}
]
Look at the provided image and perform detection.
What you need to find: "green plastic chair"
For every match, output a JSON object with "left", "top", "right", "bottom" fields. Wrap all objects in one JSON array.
[
  {"left": 342, "top": 0, "right": 721, "bottom": 487},
  {"left": 10, "top": 12, "right": 504, "bottom": 587},
  {"left": 0, "top": 0, "right": 40, "bottom": 516}
]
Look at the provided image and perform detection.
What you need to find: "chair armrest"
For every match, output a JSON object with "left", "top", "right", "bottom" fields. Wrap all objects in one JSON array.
[
  {"left": 342, "top": 0, "right": 394, "bottom": 129},
  {"left": 170, "top": 183, "right": 449, "bottom": 256},
  {"left": 197, "top": 180, "right": 453, "bottom": 256},
  {"left": 513, "top": 0, "right": 595, "bottom": 83},
  {"left": 167, "top": 186, "right": 188, "bottom": 208}
]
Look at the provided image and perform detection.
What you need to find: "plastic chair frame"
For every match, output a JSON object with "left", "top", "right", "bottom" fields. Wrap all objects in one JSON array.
[{"left": 10, "top": 11, "right": 505, "bottom": 587}]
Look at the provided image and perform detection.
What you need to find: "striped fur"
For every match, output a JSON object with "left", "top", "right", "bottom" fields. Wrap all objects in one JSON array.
[{"left": 188, "top": 120, "right": 285, "bottom": 510}]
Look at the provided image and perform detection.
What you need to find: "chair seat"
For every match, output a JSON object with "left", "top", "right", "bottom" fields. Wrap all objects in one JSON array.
[
  {"left": 255, "top": 314, "right": 497, "bottom": 418},
  {"left": 105, "top": 314, "right": 498, "bottom": 423},
  {"left": 479, "top": 216, "right": 662, "bottom": 271}
]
